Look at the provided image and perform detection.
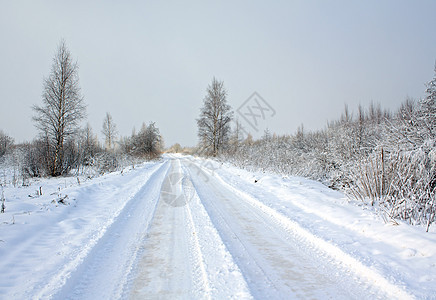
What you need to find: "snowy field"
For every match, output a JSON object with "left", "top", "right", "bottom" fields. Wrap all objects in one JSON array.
[{"left": 1, "top": 154, "right": 436, "bottom": 299}]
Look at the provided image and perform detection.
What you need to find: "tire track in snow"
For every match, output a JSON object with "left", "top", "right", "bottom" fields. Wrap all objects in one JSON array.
[
  {"left": 180, "top": 159, "right": 252, "bottom": 299},
  {"left": 45, "top": 160, "right": 170, "bottom": 300},
  {"left": 128, "top": 158, "right": 209, "bottom": 299},
  {"left": 187, "top": 162, "right": 302, "bottom": 299},
  {"left": 128, "top": 158, "right": 251, "bottom": 299},
  {"left": 214, "top": 172, "right": 414, "bottom": 299},
  {"left": 184, "top": 193, "right": 212, "bottom": 299},
  {"left": 0, "top": 162, "right": 166, "bottom": 300},
  {"left": 193, "top": 159, "right": 414, "bottom": 299}
]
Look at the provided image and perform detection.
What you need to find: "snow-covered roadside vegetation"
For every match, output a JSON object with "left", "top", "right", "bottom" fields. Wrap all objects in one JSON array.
[{"left": 195, "top": 67, "right": 436, "bottom": 231}]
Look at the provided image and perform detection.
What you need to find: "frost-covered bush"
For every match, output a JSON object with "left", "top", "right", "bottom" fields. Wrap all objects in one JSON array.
[
  {"left": 347, "top": 148, "right": 435, "bottom": 229},
  {"left": 219, "top": 65, "right": 436, "bottom": 230},
  {"left": 94, "top": 152, "right": 119, "bottom": 174}
]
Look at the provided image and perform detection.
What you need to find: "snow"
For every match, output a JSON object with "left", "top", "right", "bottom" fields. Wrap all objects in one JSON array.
[
  {"left": 201, "top": 156, "right": 436, "bottom": 298},
  {"left": 1, "top": 154, "right": 435, "bottom": 299},
  {"left": 0, "top": 161, "right": 165, "bottom": 299}
]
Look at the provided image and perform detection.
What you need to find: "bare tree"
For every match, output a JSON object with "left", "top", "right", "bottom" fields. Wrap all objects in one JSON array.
[
  {"left": 0, "top": 130, "right": 14, "bottom": 158},
  {"left": 77, "top": 123, "right": 101, "bottom": 168},
  {"left": 102, "top": 112, "right": 118, "bottom": 151},
  {"left": 228, "top": 119, "right": 245, "bottom": 154},
  {"left": 33, "top": 40, "right": 86, "bottom": 176},
  {"left": 197, "top": 77, "right": 233, "bottom": 156},
  {"left": 83, "top": 123, "right": 100, "bottom": 157}
]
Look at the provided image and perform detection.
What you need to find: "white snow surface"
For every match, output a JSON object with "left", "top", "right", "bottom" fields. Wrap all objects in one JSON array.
[{"left": 0, "top": 154, "right": 435, "bottom": 299}]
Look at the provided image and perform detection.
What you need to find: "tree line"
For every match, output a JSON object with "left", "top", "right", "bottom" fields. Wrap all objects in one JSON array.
[
  {"left": 0, "top": 40, "right": 162, "bottom": 180},
  {"left": 196, "top": 68, "right": 436, "bottom": 231}
]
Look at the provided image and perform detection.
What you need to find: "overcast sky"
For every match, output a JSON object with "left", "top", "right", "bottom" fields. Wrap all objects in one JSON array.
[{"left": 1, "top": 1, "right": 435, "bottom": 147}]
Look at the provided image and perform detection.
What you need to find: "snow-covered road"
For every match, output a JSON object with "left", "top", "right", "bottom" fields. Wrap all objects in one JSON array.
[{"left": 1, "top": 155, "right": 435, "bottom": 299}]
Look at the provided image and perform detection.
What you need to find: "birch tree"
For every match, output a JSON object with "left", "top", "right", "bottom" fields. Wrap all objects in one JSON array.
[
  {"left": 102, "top": 112, "right": 118, "bottom": 151},
  {"left": 33, "top": 40, "right": 86, "bottom": 176},
  {"left": 197, "top": 78, "right": 233, "bottom": 156}
]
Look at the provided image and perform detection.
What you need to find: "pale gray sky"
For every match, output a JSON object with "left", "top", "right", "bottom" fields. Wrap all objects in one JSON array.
[{"left": 1, "top": 0, "right": 435, "bottom": 147}]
